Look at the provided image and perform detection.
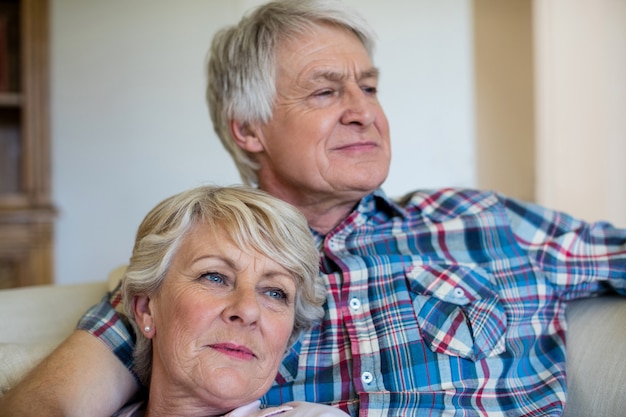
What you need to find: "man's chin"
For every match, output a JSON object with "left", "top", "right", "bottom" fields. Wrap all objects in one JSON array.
[{"left": 343, "top": 168, "right": 388, "bottom": 193}]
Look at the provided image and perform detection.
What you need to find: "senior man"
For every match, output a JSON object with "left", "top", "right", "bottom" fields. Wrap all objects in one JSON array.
[{"left": 2, "top": 0, "right": 625, "bottom": 416}]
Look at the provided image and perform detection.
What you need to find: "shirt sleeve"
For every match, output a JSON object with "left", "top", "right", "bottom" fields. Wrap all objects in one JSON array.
[
  {"left": 501, "top": 194, "right": 626, "bottom": 298},
  {"left": 76, "top": 280, "right": 138, "bottom": 380}
]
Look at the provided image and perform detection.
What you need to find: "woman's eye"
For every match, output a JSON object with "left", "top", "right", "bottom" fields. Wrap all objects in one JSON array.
[
  {"left": 314, "top": 89, "right": 334, "bottom": 97},
  {"left": 265, "top": 288, "right": 288, "bottom": 301},
  {"left": 201, "top": 272, "right": 225, "bottom": 284}
]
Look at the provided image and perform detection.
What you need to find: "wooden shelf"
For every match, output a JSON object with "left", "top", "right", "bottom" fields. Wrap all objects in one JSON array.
[
  {"left": 0, "top": 92, "right": 22, "bottom": 106},
  {"left": 0, "top": 0, "right": 54, "bottom": 288}
]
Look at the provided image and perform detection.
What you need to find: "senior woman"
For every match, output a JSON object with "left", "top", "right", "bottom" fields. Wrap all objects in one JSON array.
[{"left": 113, "top": 185, "right": 347, "bottom": 417}]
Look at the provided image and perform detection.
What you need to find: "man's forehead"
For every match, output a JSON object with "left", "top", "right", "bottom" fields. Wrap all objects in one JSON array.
[{"left": 274, "top": 23, "right": 377, "bottom": 84}]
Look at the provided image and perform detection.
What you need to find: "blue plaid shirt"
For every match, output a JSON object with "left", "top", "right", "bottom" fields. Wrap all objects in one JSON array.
[{"left": 79, "top": 188, "right": 626, "bottom": 416}]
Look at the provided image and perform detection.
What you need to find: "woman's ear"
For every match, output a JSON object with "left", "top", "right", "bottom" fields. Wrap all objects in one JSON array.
[
  {"left": 133, "top": 295, "right": 155, "bottom": 338},
  {"left": 230, "top": 120, "right": 265, "bottom": 153}
]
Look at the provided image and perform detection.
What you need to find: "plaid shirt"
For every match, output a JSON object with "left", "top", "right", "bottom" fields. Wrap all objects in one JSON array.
[{"left": 78, "top": 188, "right": 626, "bottom": 416}]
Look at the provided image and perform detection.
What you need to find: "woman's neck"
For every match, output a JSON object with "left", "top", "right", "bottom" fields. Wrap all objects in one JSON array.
[{"left": 144, "top": 378, "right": 227, "bottom": 417}]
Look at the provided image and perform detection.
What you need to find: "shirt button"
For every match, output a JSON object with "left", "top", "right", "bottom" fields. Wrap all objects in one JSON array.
[
  {"left": 349, "top": 297, "right": 361, "bottom": 311},
  {"left": 454, "top": 287, "right": 465, "bottom": 298},
  {"left": 361, "top": 372, "right": 374, "bottom": 385}
]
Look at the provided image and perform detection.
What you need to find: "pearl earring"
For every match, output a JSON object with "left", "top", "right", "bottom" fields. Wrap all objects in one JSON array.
[{"left": 144, "top": 325, "right": 151, "bottom": 332}]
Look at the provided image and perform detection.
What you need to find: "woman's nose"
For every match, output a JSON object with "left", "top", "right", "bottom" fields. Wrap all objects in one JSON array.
[{"left": 221, "top": 287, "right": 261, "bottom": 326}]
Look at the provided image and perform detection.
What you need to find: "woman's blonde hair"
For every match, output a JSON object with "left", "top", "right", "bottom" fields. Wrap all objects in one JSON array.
[{"left": 122, "top": 185, "right": 325, "bottom": 386}]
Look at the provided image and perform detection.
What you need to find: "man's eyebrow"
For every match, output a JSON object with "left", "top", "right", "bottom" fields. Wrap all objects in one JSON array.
[
  {"left": 309, "top": 67, "right": 380, "bottom": 83},
  {"left": 359, "top": 67, "right": 380, "bottom": 80}
]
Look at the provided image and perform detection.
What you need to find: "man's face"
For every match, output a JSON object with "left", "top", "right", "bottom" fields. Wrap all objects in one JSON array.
[{"left": 247, "top": 23, "right": 391, "bottom": 205}]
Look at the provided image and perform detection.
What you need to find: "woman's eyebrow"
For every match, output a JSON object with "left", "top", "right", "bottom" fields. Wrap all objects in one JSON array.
[{"left": 191, "top": 254, "right": 236, "bottom": 270}]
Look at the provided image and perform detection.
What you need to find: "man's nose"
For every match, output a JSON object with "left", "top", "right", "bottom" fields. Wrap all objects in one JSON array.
[{"left": 340, "top": 84, "right": 375, "bottom": 127}]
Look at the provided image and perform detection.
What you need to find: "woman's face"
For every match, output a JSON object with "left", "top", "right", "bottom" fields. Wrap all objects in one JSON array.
[{"left": 138, "top": 222, "right": 296, "bottom": 412}]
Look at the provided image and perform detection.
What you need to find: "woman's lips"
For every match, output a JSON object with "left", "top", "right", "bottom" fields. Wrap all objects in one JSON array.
[{"left": 209, "top": 343, "right": 256, "bottom": 360}]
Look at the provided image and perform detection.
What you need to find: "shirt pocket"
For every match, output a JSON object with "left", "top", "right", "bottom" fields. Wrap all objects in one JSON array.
[{"left": 407, "top": 263, "right": 507, "bottom": 361}]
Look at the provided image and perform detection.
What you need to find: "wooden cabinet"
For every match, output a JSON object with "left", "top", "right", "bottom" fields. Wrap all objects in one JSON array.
[{"left": 0, "top": 0, "right": 53, "bottom": 288}]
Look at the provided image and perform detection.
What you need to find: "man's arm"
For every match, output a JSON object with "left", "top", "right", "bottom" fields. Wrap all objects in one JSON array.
[{"left": 0, "top": 330, "right": 137, "bottom": 417}]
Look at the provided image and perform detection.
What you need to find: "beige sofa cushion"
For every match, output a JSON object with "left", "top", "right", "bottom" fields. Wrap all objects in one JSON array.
[
  {"left": 0, "top": 281, "right": 108, "bottom": 395},
  {"left": 563, "top": 296, "right": 626, "bottom": 417},
  {"left": 0, "top": 343, "right": 60, "bottom": 394}
]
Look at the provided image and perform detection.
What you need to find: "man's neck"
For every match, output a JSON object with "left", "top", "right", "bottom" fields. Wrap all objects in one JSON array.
[
  {"left": 298, "top": 200, "right": 359, "bottom": 234},
  {"left": 258, "top": 181, "right": 365, "bottom": 235}
]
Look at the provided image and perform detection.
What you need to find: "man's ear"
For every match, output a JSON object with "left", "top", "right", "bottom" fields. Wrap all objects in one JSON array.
[
  {"left": 230, "top": 120, "right": 265, "bottom": 153},
  {"left": 133, "top": 295, "right": 155, "bottom": 338}
]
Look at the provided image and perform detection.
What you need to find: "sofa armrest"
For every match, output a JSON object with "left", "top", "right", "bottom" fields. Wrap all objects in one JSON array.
[{"left": 564, "top": 296, "right": 626, "bottom": 417}]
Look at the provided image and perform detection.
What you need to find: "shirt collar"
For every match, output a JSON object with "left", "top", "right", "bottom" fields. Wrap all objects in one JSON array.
[{"left": 310, "top": 188, "right": 407, "bottom": 245}]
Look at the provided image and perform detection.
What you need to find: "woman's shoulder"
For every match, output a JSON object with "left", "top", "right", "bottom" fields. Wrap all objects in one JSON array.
[
  {"left": 226, "top": 400, "right": 349, "bottom": 417},
  {"left": 112, "top": 401, "right": 146, "bottom": 417},
  {"left": 113, "top": 400, "right": 349, "bottom": 417},
  {"left": 263, "top": 401, "right": 349, "bottom": 416}
]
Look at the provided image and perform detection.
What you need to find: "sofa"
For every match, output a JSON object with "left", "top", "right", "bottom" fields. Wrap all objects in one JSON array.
[{"left": 1, "top": 268, "right": 625, "bottom": 417}]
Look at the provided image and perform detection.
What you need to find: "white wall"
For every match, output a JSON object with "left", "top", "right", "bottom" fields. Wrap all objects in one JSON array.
[
  {"left": 534, "top": 0, "right": 626, "bottom": 227},
  {"left": 51, "top": 1, "right": 475, "bottom": 284}
]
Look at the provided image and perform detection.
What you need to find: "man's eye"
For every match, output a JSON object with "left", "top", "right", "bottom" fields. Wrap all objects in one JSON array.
[
  {"left": 362, "top": 85, "right": 377, "bottom": 95},
  {"left": 201, "top": 272, "right": 225, "bottom": 284}
]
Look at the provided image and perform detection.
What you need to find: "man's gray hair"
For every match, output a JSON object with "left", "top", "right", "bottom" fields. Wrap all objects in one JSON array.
[{"left": 206, "top": 0, "right": 377, "bottom": 185}]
